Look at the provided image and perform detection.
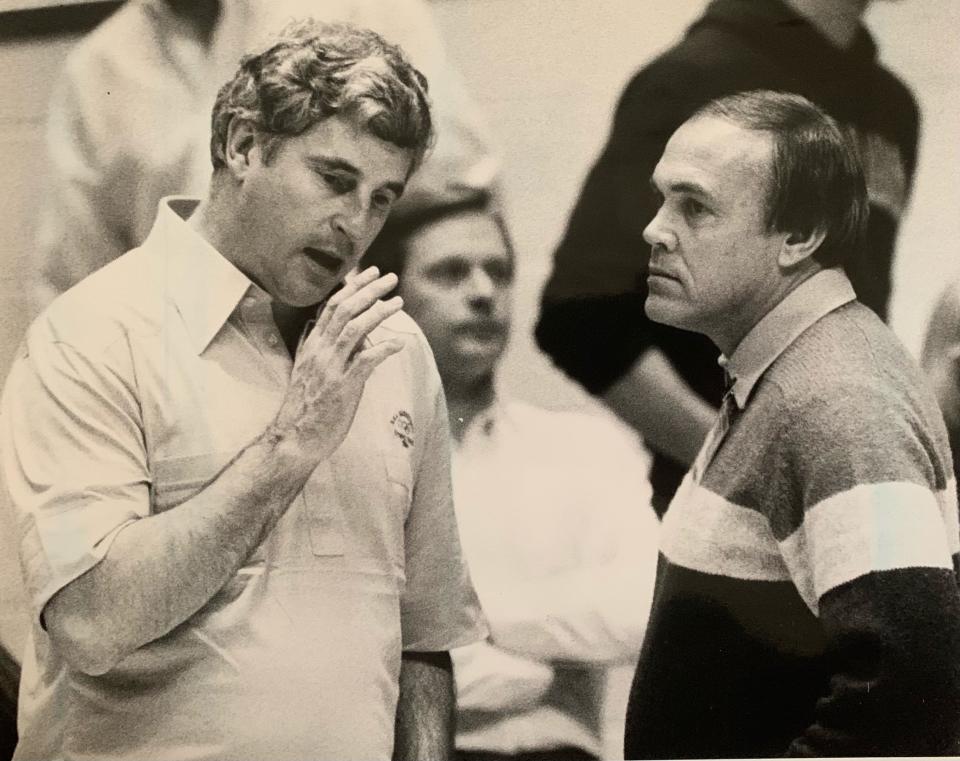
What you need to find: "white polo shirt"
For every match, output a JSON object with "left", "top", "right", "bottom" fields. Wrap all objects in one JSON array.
[{"left": 1, "top": 198, "right": 486, "bottom": 761}]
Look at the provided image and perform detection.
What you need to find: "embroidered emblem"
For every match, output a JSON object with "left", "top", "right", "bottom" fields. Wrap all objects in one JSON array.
[{"left": 391, "top": 411, "right": 414, "bottom": 448}]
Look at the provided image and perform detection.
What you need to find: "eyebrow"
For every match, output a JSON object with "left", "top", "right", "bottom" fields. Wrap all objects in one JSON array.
[
  {"left": 650, "top": 176, "right": 714, "bottom": 202},
  {"left": 307, "top": 155, "right": 406, "bottom": 198}
]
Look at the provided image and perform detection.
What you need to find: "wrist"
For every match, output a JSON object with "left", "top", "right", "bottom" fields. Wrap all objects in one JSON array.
[{"left": 257, "top": 422, "right": 326, "bottom": 478}]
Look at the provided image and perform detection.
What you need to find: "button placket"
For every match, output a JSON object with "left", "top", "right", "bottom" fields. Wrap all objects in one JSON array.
[
  {"left": 302, "top": 460, "right": 347, "bottom": 557},
  {"left": 236, "top": 291, "right": 292, "bottom": 382}
]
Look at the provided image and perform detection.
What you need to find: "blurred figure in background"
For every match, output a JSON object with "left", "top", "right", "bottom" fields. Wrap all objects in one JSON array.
[
  {"left": 536, "top": 0, "right": 919, "bottom": 514},
  {"left": 922, "top": 279, "right": 960, "bottom": 488},
  {"left": 365, "top": 198, "right": 660, "bottom": 761},
  {"left": 33, "top": 0, "right": 498, "bottom": 312},
  {"left": 0, "top": 645, "right": 16, "bottom": 761}
]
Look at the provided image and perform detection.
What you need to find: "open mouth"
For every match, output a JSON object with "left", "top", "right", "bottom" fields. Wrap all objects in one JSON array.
[{"left": 303, "top": 247, "right": 343, "bottom": 274}]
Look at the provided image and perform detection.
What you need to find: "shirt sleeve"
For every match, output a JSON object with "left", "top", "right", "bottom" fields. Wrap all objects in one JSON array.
[
  {"left": 0, "top": 330, "right": 148, "bottom": 623},
  {"left": 399, "top": 343, "right": 487, "bottom": 652},
  {"left": 451, "top": 640, "right": 555, "bottom": 713},
  {"left": 482, "top": 414, "right": 660, "bottom": 663},
  {"left": 774, "top": 386, "right": 960, "bottom": 755}
]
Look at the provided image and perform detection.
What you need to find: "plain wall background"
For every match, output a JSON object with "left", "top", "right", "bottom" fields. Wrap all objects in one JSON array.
[{"left": 0, "top": 1, "right": 958, "bottom": 755}]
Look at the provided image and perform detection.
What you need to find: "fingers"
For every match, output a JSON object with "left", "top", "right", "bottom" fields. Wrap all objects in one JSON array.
[
  {"left": 335, "top": 295, "right": 404, "bottom": 364},
  {"left": 348, "top": 338, "right": 405, "bottom": 382},
  {"left": 313, "top": 266, "right": 395, "bottom": 337}
]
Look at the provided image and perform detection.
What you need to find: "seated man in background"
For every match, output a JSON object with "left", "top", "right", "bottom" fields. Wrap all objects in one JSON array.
[
  {"left": 1, "top": 22, "right": 484, "bottom": 760},
  {"left": 365, "top": 198, "right": 660, "bottom": 761},
  {"left": 922, "top": 279, "right": 960, "bottom": 489}
]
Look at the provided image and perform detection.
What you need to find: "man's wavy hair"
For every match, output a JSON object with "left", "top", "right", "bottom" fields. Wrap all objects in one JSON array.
[
  {"left": 695, "top": 90, "right": 869, "bottom": 269},
  {"left": 210, "top": 20, "right": 433, "bottom": 172}
]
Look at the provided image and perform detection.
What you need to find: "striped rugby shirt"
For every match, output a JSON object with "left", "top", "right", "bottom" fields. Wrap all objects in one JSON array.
[{"left": 625, "top": 268, "right": 960, "bottom": 758}]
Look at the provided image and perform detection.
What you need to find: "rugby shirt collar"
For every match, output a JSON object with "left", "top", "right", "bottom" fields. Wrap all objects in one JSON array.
[{"left": 722, "top": 267, "right": 856, "bottom": 409}]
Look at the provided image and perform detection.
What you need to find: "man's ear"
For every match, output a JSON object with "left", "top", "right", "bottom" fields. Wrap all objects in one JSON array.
[
  {"left": 223, "top": 118, "right": 260, "bottom": 179},
  {"left": 778, "top": 227, "right": 827, "bottom": 269}
]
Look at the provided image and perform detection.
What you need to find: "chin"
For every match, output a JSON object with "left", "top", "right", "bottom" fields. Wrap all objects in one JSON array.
[
  {"left": 644, "top": 297, "right": 697, "bottom": 332},
  {"left": 278, "top": 282, "right": 337, "bottom": 308},
  {"left": 447, "top": 354, "right": 497, "bottom": 384}
]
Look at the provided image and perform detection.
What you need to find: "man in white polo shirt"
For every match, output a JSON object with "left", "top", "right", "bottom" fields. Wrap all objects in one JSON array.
[{"left": 0, "top": 21, "right": 484, "bottom": 760}]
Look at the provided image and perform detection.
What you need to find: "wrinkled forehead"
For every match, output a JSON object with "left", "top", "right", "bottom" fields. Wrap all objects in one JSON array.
[
  {"left": 288, "top": 115, "right": 415, "bottom": 185},
  {"left": 655, "top": 115, "right": 774, "bottom": 192}
]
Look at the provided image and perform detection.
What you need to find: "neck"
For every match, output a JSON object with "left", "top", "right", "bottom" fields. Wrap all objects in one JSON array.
[
  {"left": 444, "top": 372, "right": 496, "bottom": 444},
  {"left": 711, "top": 266, "right": 822, "bottom": 357},
  {"left": 783, "top": 0, "right": 869, "bottom": 49},
  {"left": 273, "top": 301, "right": 319, "bottom": 358},
  {"left": 190, "top": 186, "right": 259, "bottom": 286}
]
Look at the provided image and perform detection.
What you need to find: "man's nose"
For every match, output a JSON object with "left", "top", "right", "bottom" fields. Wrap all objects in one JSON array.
[
  {"left": 331, "top": 193, "right": 369, "bottom": 243},
  {"left": 643, "top": 207, "right": 677, "bottom": 252},
  {"left": 465, "top": 268, "right": 497, "bottom": 312},
  {"left": 467, "top": 268, "right": 496, "bottom": 300}
]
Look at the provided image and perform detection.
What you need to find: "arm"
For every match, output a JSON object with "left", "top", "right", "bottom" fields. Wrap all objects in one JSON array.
[
  {"left": 451, "top": 641, "right": 554, "bottom": 713},
  {"left": 786, "top": 568, "right": 960, "bottom": 756},
  {"left": 778, "top": 390, "right": 960, "bottom": 755},
  {"left": 602, "top": 346, "right": 715, "bottom": 466},
  {"left": 396, "top": 343, "right": 486, "bottom": 654},
  {"left": 486, "top": 418, "right": 660, "bottom": 663},
  {"left": 535, "top": 61, "right": 722, "bottom": 453},
  {"left": 393, "top": 650, "right": 455, "bottom": 761},
  {"left": 16, "top": 270, "right": 404, "bottom": 675},
  {"left": 44, "top": 424, "right": 318, "bottom": 675}
]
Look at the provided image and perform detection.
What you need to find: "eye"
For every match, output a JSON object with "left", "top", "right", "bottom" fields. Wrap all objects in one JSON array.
[
  {"left": 371, "top": 191, "right": 396, "bottom": 212},
  {"left": 486, "top": 260, "right": 514, "bottom": 286},
  {"left": 426, "top": 259, "right": 470, "bottom": 285},
  {"left": 321, "top": 172, "right": 354, "bottom": 194},
  {"left": 682, "top": 197, "right": 708, "bottom": 218}
]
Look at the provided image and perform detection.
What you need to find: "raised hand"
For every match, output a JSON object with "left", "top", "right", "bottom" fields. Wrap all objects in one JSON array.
[{"left": 268, "top": 266, "right": 404, "bottom": 462}]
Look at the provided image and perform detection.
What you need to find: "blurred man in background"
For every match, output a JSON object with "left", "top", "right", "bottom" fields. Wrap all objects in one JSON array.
[
  {"left": 536, "top": 0, "right": 919, "bottom": 513},
  {"left": 922, "top": 279, "right": 960, "bottom": 489},
  {"left": 366, "top": 199, "right": 660, "bottom": 761},
  {"left": 33, "top": 0, "right": 498, "bottom": 311},
  {"left": 0, "top": 645, "right": 15, "bottom": 761}
]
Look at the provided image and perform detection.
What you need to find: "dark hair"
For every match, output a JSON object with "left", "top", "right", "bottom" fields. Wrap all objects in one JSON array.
[
  {"left": 210, "top": 20, "right": 433, "bottom": 170},
  {"left": 694, "top": 90, "right": 868, "bottom": 268},
  {"left": 362, "top": 192, "right": 513, "bottom": 277}
]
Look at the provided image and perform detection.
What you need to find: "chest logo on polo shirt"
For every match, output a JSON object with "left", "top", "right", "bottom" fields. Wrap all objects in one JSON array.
[{"left": 391, "top": 411, "right": 414, "bottom": 448}]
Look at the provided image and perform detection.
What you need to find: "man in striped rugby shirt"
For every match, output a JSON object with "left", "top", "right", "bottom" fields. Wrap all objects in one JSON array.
[{"left": 624, "top": 89, "right": 960, "bottom": 758}]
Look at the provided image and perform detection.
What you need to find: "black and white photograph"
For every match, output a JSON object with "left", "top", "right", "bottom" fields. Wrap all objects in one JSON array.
[{"left": 0, "top": 1, "right": 958, "bottom": 758}]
